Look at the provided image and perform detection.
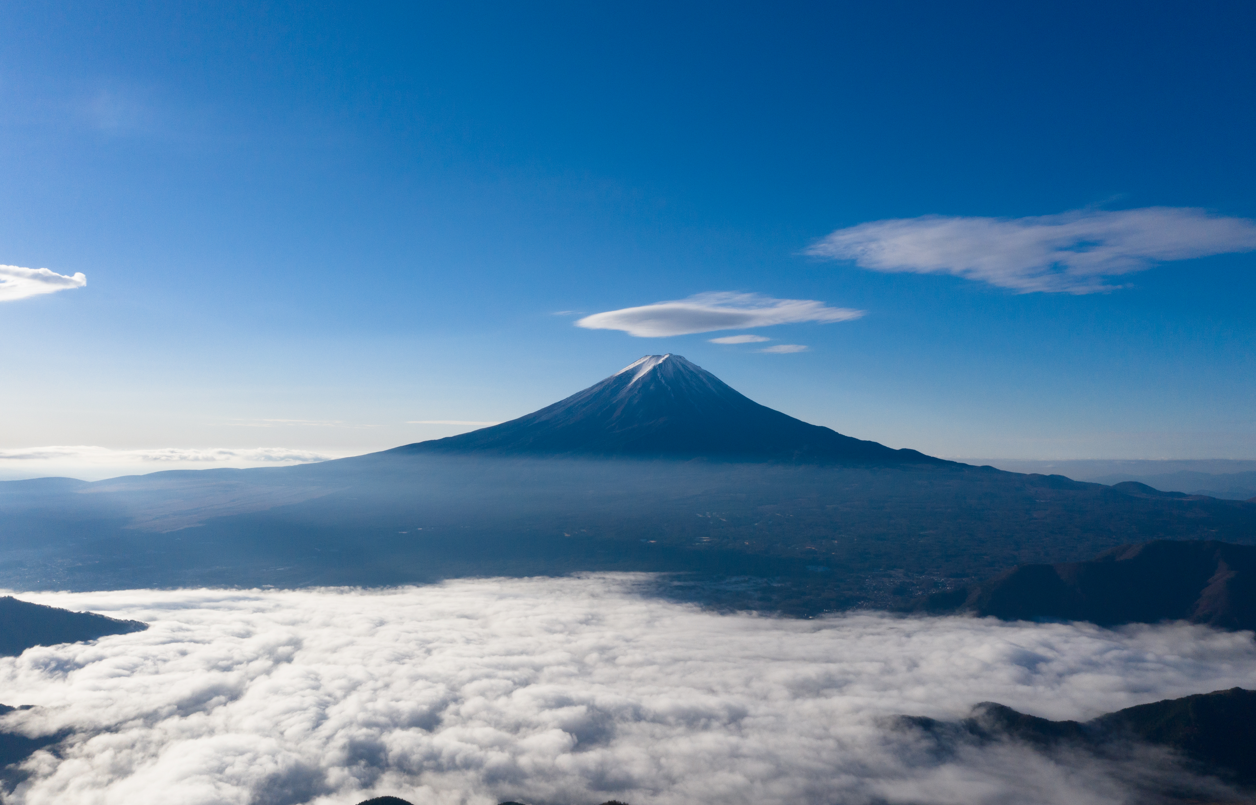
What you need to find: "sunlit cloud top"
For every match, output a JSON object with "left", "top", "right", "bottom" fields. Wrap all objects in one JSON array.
[
  {"left": 807, "top": 207, "right": 1256, "bottom": 294},
  {"left": 4, "top": 579, "right": 1253, "bottom": 805},
  {"left": 576, "top": 292, "right": 864, "bottom": 337}
]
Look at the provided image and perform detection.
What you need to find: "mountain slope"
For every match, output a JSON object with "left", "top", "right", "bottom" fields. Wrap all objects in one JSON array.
[
  {"left": 918, "top": 539, "right": 1256, "bottom": 629},
  {"left": 395, "top": 354, "right": 943, "bottom": 464},
  {"left": 900, "top": 688, "right": 1256, "bottom": 792},
  {"left": 0, "top": 596, "right": 148, "bottom": 656}
]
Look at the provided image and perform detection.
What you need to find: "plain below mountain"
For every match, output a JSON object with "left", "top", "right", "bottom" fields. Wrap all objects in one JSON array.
[
  {"left": 918, "top": 540, "right": 1256, "bottom": 630},
  {"left": 395, "top": 354, "right": 944, "bottom": 465},
  {"left": 898, "top": 688, "right": 1256, "bottom": 795}
]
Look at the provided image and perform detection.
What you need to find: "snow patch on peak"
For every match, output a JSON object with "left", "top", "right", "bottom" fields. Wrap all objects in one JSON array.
[{"left": 615, "top": 354, "right": 675, "bottom": 385}]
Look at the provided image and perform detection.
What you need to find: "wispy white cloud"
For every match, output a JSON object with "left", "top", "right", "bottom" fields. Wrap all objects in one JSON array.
[
  {"left": 759, "top": 344, "right": 808, "bottom": 353},
  {"left": 83, "top": 87, "right": 158, "bottom": 136},
  {"left": 406, "top": 420, "right": 501, "bottom": 426},
  {"left": 0, "top": 264, "right": 87, "bottom": 302},
  {"left": 709, "top": 334, "right": 771, "bottom": 344},
  {"left": 576, "top": 292, "right": 864, "bottom": 337},
  {"left": 4, "top": 578, "right": 1253, "bottom": 805},
  {"left": 807, "top": 207, "right": 1256, "bottom": 293},
  {"left": 76, "top": 83, "right": 218, "bottom": 145}
]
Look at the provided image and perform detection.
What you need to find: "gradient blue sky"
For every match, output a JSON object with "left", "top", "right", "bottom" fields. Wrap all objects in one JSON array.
[{"left": 3, "top": 1, "right": 1255, "bottom": 475}]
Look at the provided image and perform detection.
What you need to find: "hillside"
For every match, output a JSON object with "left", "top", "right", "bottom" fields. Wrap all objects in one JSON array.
[{"left": 918, "top": 540, "right": 1256, "bottom": 629}]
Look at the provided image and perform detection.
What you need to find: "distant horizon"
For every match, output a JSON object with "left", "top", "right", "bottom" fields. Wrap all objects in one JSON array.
[{"left": 4, "top": 444, "right": 1255, "bottom": 485}]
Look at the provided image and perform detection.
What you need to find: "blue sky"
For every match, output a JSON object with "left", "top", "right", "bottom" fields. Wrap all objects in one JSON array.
[{"left": 2, "top": 1, "right": 1255, "bottom": 476}]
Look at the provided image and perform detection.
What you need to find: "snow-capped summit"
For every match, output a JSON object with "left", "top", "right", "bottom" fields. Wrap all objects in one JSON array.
[{"left": 401, "top": 355, "right": 942, "bottom": 464}]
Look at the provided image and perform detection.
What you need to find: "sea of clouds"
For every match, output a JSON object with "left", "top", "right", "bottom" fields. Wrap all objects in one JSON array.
[{"left": 3, "top": 575, "right": 1255, "bottom": 805}]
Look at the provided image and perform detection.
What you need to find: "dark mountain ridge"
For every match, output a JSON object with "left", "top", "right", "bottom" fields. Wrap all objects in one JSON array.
[
  {"left": 0, "top": 595, "right": 148, "bottom": 656},
  {"left": 900, "top": 688, "right": 1256, "bottom": 794},
  {"left": 919, "top": 539, "right": 1256, "bottom": 629},
  {"left": 393, "top": 354, "right": 944, "bottom": 465}
]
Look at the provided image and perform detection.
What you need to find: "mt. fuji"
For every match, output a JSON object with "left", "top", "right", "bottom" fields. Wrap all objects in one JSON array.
[
  {"left": 400, "top": 354, "right": 943, "bottom": 464},
  {"left": 2, "top": 356, "right": 1253, "bottom": 611}
]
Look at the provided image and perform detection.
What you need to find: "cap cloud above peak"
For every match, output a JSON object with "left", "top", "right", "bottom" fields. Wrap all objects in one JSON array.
[{"left": 575, "top": 292, "right": 863, "bottom": 337}]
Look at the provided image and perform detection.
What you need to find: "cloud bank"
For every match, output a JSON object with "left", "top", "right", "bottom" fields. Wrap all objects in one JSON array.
[
  {"left": 0, "top": 265, "right": 87, "bottom": 302},
  {"left": 576, "top": 293, "right": 863, "bottom": 337},
  {"left": 0, "top": 446, "right": 331, "bottom": 482},
  {"left": 4, "top": 576, "right": 1254, "bottom": 805},
  {"left": 807, "top": 207, "right": 1256, "bottom": 293}
]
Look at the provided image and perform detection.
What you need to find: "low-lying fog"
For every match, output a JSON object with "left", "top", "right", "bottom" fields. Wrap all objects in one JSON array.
[{"left": 5, "top": 576, "right": 1256, "bottom": 805}]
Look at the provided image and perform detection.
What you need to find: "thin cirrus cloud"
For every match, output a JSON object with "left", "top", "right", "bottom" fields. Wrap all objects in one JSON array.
[
  {"left": 806, "top": 207, "right": 1256, "bottom": 294},
  {"left": 576, "top": 292, "right": 864, "bottom": 337},
  {"left": 759, "top": 344, "right": 808, "bottom": 354},
  {"left": 407, "top": 420, "right": 501, "bottom": 426},
  {"left": 709, "top": 334, "right": 771, "bottom": 344},
  {"left": 4, "top": 577, "right": 1253, "bottom": 805},
  {"left": 0, "top": 264, "right": 87, "bottom": 302}
]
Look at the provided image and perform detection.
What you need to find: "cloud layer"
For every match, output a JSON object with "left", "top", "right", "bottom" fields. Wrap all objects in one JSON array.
[
  {"left": 0, "top": 265, "right": 87, "bottom": 302},
  {"left": 576, "top": 293, "right": 863, "bottom": 337},
  {"left": 0, "top": 446, "right": 331, "bottom": 482},
  {"left": 807, "top": 207, "right": 1256, "bottom": 293},
  {"left": 4, "top": 576, "right": 1254, "bottom": 805}
]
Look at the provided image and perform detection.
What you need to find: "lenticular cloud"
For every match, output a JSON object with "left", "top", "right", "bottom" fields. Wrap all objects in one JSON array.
[
  {"left": 4, "top": 576, "right": 1256, "bottom": 805},
  {"left": 576, "top": 292, "right": 863, "bottom": 337}
]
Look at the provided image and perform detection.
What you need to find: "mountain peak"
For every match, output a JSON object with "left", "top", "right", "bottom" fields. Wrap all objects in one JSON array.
[
  {"left": 398, "top": 355, "right": 944, "bottom": 465},
  {"left": 614, "top": 353, "right": 676, "bottom": 386},
  {"left": 615, "top": 353, "right": 675, "bottom": 377}
]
